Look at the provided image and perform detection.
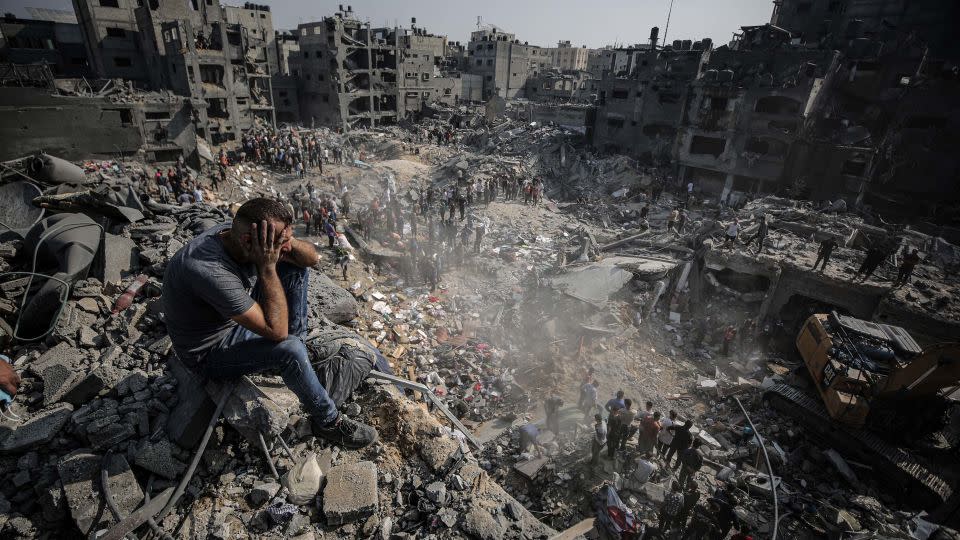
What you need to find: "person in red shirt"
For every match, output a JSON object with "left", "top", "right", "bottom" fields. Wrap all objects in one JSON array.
[{"left": 638, "top": 411, "right": 662, "bottom": 457}]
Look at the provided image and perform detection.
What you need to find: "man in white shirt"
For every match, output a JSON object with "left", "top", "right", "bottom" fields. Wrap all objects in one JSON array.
[
  {"left": 658, "top": 409, "right": 677, "bottom": 457},
  {"left": 724, "top": 219, "right": 740, "bottom": 248},
  {"left": 591, "top": 413, "right": 606, "bottom": 466}
]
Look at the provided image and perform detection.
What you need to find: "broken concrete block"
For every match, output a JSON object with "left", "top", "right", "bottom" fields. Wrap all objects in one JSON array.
[
  {"left": 0, "top": 403, "right": 73, "bottom": 453},
  {"left": 322, "top": 461, "right": 378, "bottom": 525},
  {"left": 166, "top": 354, "right": 216, "bottom": 448},
  {"left": 100, "top": 233, "right": 138, "bottom": 285},
  {"left": 61, "top": 365, "right": 124, "bottom": 406},
  {"left": 58, "top": 450, "right": 143, "bottom": 535},
  {"left": 42, "top": 363, "right": 80, "bottom": 406},
  {"left": 462, "top": 507, "right": 504, "bottom": 540},
  {"left": 418, "top": 436, "right": 460, "bottom": 472},
  {"left": 209, "top": 376, "right": 288, "bottom": 444},
  {"left": 133, "top": 438, "right": 186, "bottom": 480},
  {"left": 249, "top": 481, "right": 281, "bottom": 507},
  {"left": 312, "top": 273, "right": 360, "bottom": 323},
  {"left": 425, "top": 481, "right": 447, "bottom": 504}
]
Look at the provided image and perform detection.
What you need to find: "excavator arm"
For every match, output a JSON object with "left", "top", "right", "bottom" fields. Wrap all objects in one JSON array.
[{"left": 881, "top": 343, "right": 960, "bottom": 397}]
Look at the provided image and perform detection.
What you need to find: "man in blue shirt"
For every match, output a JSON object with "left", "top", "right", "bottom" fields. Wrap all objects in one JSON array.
[{"left": 605, "top": 390, "right": 626, "bottom": 414}]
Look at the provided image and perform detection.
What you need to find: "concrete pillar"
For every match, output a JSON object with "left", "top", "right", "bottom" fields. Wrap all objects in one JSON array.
[{"left": 720, "top": 172, "right": 734, "bottom": 204}]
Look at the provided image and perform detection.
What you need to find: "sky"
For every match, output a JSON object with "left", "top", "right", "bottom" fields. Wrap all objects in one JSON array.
[{"left": 4, "top": 0, "right": 774, "bottom": 48}]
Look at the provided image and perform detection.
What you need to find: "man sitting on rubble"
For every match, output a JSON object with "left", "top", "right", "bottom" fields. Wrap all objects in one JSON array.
[{"left": 163, "top": 197, "right": 377, "bottom": 449}]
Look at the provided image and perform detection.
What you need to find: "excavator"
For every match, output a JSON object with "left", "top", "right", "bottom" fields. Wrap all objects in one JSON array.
[{"left": 764, "top": 311, "right": 960, "bottom": 509}]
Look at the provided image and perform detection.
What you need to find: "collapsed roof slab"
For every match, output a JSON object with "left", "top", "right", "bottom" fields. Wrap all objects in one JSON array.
[{"left": 548, "top": 255, "right": 678, "bottom": 307}]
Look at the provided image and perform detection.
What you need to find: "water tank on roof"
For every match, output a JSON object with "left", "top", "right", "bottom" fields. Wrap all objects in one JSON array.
[
  {"left": 673, "top": 40, "right": 682, "bottom": 49},
  {"left": 682, "top": 40, "right": 692, "bottom": 50},
  {"left": 718, "top": 69, "right": 734, "bottom": 83},
  {"left": 701, "top": 38, "right": 712, "bottom": 50},
  {"left": 704, "top": 69, "right": 718, "bottom": 81},
  {"left": 692, "top": 41, "right": 703, "bottom": 51}
]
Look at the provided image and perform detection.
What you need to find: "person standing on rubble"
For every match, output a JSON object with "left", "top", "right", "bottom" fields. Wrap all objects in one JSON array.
[
  {"left": 544, "top": 396, "right": 563, "bottom": 438},
  {"left": 162, "top": 197, "right": 377, "bottom": 449},
  {"left": 667, "top": 208, "right": 680, "bottom": 232},
  {"left": 723, "top": 218, "right": 740, "bottom": 249},
  {"left": 591, "top": 413, "right": 606, "bottom": 467},
  {"left": 665, "top": 419, "right": 694, "bottom": 468},
  {"left": 677, "top": 479, "right": 701, "bottom": 532},
  {"left": 657, "top": 409, "right": 677, "bottom": 457},
  {"left": 853, "top": 245, "right": 887, "bottom": 282},
  {"left": 474, "top": 218, "right": 486, "bottom": 254},
  {"left": 659, "top": 482, "right": 684, "bottom": 533},
  {"left": 682, "top": 499, "right": 720, "bottom": 540},
  {"left": 894, "top": 248, "right": 922, "bottom": 287},
  {"left": 638, "top": 410, "right": 661, "bottom": 457},
  {"left": 581, "top": 380, "right": 599, "bottom": 420},
  {"left": 335, "top": 243, "right": 349, "bottom": 281},
  {"left": 677, "top": 438, "right": 703, "bottom": 487},
  {"left": 604, "top": 390, "right": 626, "bottom": 414},
  {"left": 812, "top": 236, "right": 837, "bottom": 272},
  {"left": 722, "top": 325, "right": 737, "bottom": 356},
  {"left": 743, "top": 214, "right": 768, "bottom": 253},
  {"left": 614, "top": 399, "right": 638, "bottom": 451},
  {"left": 676, "top": 209, "right": 688, "bottom": 234}
]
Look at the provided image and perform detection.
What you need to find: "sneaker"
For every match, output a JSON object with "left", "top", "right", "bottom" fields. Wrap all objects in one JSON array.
[{"left": 313, "top": 414, "right": 378, "bottom": 449}]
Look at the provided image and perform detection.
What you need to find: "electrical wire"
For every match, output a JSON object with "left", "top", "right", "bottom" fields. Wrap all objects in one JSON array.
[
  {"left": 733, "top": 396, "right": 779, "bottom": 540},
  {"left": 2, "top": 219, "right": 104, "bottom": 342},
  {"left": 155, "top": 384, "right": 232, "bottom": 523}
]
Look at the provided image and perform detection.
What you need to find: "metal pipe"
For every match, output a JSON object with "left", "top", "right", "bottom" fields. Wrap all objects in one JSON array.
[
  {"left": 733, "top": 396, "right": 778, "bottom": 540},
  {"left": 155, "top": 383, "right": 232, "bottom": 522},
  {"left": 258, "top": 431, "right": 280, "bottom": 480}
]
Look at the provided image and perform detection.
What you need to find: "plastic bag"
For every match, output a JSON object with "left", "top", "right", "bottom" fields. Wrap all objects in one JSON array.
[{"left": 282, "top": 451, "right": 323, "bottom": 505}]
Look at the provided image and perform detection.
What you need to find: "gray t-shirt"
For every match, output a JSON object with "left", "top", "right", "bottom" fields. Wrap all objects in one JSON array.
[{"left": 162, "top": 223, "right": 257, "bottom": 365}]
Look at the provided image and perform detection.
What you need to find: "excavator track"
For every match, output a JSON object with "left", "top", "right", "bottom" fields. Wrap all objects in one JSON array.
[{"left": 763, "top": 383, "right": 953, "bottom": 506}]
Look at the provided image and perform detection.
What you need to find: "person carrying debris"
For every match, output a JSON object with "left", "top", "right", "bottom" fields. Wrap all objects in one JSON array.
[
  {"left": 894, "top": 248, "right": 922, "bottom": 287},
  {"left": 162, "top": 197, "right": 377, "bottom": 449},
  {"left": 591, "top": 413, "right": 606, "bottom": 466},
  {"left": 812, "top": 237, "right": 837, "bottom": 272},
  {"left": 518, "top": 423, "right": 544, "bottom": 457}
]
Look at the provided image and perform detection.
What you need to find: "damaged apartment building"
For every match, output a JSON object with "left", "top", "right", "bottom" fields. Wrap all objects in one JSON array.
[
  {"left": 1, "top": 0, "right": 278, "bottom": 160},
  {"left": 294, "top": 6, "right": 480, "bottom": 130},
  {"left": 590, "top": 0, "right": 960, "bottom": 211}
]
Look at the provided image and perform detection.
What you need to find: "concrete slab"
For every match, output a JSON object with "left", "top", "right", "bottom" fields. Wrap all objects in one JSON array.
[
  {"left": 58, "top": 450, "right": 143, "bottom": 535},
  {"left": 0, "top": 403, "right": 73, "bottom": 453},
  {"left": 322, "top": 461, "right": 378, "bottom": 525}
]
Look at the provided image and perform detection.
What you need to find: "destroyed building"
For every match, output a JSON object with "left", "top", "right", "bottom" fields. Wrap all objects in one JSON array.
[
  {"left": 466, "top": 26, "right": 549, "bottom": 101},
  {"left": 295, "top": 6, "right": 479, "bottom": 130},
  {"left": 591, "top": 28, "right": 707, "bottom": 161},
  {"left": 675, "top": 24, "right": 847, "bottom": 202},
  {"left": 0, "top": 10, "right": 90, "bottom": 78}
]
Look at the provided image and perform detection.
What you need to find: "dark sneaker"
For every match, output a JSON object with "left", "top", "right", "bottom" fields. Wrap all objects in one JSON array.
[{"left": 313, "top": 414, "right": 378, "bottom": 449}]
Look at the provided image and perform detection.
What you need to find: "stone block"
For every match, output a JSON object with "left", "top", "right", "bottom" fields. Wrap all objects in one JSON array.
[
  {"left": 0, "top": 403, "right": 73, "bottom": 454},
  {"left": 322, "top": 461, "right": 378, "bottom": 525},
  {"left": 61, "top": 365, "right": 124, "bottom": 406},
  {"left": 312, "top": 272, "right": 359, "bottom": 323},
  {"left": 133, "top": 438, "right": 186, "bottom": 480},
  {"left": 418, "top": 436, "right": 460, "bottom": 472},
  {"left": 249, "top": 481, "right": 281, "bottom": 507},
  {"left": 41, "top": 363, "right": 80, "bottom": 406},
  {"left": 462, "top": 507, "right": 504, "bottom": 540},
  {"left": 100, "top": 233, "right": 138, "bottom": 285},
  {"left": 165, "top": 353, "right": 216, "bottom": 448},
  {"left": 58, "top": 450, "right": 143, "bottom": 535}
]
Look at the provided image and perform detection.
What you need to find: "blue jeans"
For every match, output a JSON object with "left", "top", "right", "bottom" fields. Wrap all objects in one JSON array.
[{"left": 198, "top": 263, "right": 339, "bottom": 426}]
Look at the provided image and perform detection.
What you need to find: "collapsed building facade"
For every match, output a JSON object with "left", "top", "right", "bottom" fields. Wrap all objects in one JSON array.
[{"left": 295, "top": 6, "right": 481, "bottom": 130}]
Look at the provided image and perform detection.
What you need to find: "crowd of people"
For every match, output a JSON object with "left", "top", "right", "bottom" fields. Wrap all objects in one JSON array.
[{"left": 508, "top": 368, "right": 753, "bottom": 539}]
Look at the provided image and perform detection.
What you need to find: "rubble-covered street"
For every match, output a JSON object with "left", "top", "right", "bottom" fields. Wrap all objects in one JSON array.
[
  {"left": 1, "top": 0, "right": 960, "bottom": 539},
  {"left": 1, "top": 104, "right": 959, "bottom": 539}
]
